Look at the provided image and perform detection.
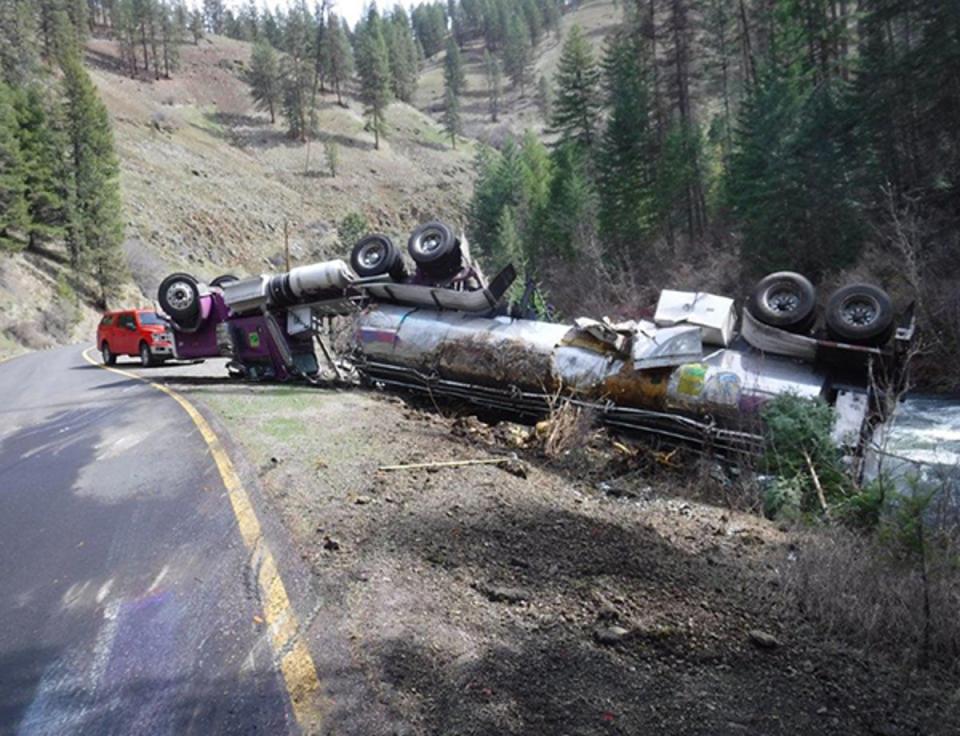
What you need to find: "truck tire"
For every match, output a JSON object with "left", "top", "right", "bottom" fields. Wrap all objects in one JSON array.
[
  {"left": 407, "top": 221, "right": 462, "bottom": 278},
  {"left": 210, "top": 274, "right": 239, "bottom": 289},
  {"left": 351, "top": 234, "right": 406, "bottom": 280},
  {"left": 158, "top": 272, "right": 200, "bottom": 326},
  {"left": 747, "top": 272, "right": 817, "bottom": 333},
  {"left": 825, "top": 284, "right": 894, "bottom": 345}
]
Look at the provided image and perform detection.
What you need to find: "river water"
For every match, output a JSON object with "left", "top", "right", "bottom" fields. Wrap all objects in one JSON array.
[{"left": 872, "top": 396, "right": 960, "bottom": 512}]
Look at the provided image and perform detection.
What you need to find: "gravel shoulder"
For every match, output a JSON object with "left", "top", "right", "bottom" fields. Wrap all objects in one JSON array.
[{"left": 132, "top": 358, "right": 959, "bottom": 736}]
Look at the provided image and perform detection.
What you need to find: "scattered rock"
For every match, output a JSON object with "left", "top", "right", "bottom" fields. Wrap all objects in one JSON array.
[
  {"left": 594, "top": 625, "right": 631, "bottom": 645},
  {"left": 748, "top": 629, "right": 781, "bottom": 650},
  {"left": 500, "top": 459, "right": 528, "bottom": 479},
  {"left": 354, "top": 495, "right": 373, "bottom": 505},
  {"left": 474, "top": 583, "right": 528, "bottom": 604},
  {"left": 322, "top": 536, "right": 341, "bottom": 552}
]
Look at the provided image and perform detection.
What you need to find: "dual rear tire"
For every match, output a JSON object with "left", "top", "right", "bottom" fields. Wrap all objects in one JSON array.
[{"left": 747, "top": 272, "right": 894, "bottom": 346}]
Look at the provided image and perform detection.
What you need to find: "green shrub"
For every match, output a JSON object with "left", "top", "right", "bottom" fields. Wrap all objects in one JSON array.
[
  {"left": 338, "top": 212, "right": 368, "bottom": 249},
  {"left": 760, "top": 393, "right": 852, "bottom": 518}
]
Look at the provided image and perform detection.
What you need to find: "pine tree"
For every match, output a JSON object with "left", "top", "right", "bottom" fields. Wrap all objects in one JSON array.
[
  {"left": 386, "top": 8, "right": 419, "bottom": 102},
  {"left": 549, "top": 24, "right": 601, "bottom": 149},
  {"left": 597, "top": 32, "right": 656, "bottom": 255},
  {"left": 322, "top": 13, "right": 354, "bottom": 107},
  {"left": 280, "top": 2, "right": 314, "bottom": 141},
  {"left": 60, "top": 52, "right": 125, "bottom": 304},
  {"left": 248, "top": 40, "right": 280, "bottom": 123},
  {"left": 158, "top": 0, "right": 183, "bottom": 78},
  {"left": 443, "top": 35, "right": 466, "bottom": 98},
  {"left": 203, "top": 0, "right": 223, "bottom": 34},
  {"left": 442, "top": 85, "right": 461, "bottom": 149},
  {"left": 541, "top": 142, "right": 598, "bottom": 259},
  {"left": 535, "top": 74, "right": 551, "bottom": 120},
  {"left": 15, "top": 86, "right": 67, "bottom": 249},
  {"left": 0, "top": 82, "right": 28, "bottom": 250},
  {"left": 0, "top": 0, "right": 41, "bottom": 86},
  {"left": 484, "top": 50, "right": 501, "bottom": 122},
  {"left": 189, "top": 9, "right": 203, "bottom": 43},
  {"left": 114, "top": 0, "right": 140, "bottom": 74},
  {"left": 503, "top": 12, "right": 533, "bottom": 95},
  {"left": 357, "top": 13, "right": 392, "bottom": 150}
]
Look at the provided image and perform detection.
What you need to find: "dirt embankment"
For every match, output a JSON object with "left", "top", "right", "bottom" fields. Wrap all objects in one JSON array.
[{"left": 135, "top": 359, "right": 959, "bottom": 736}]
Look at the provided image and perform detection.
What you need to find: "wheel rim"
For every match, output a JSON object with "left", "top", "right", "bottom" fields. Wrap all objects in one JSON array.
[
  {"left": 764, "top": 284, "right": 801, "bottom": 315},
  {"left": 358, "top": 241, "right": 386, "bottom": 269},
  {"left": 840, "top": 295, "right": 879, "bottom": 327},
  {"left": 165, "top": 281, "right": 194, "bottom": 311},
  {"left": 141, "top": 346, "right": 149, "bottom": 364},
  {"left": 419, "top": 230, "right": 443, "bottom": 255},
  {"left": 102, "top": 346, "right": 110, "bottom": 361}
]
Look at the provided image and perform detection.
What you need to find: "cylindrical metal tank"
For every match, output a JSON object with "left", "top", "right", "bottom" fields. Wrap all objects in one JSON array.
[{"left": 354, "top": 304, "right": 706, "bottom": 410}]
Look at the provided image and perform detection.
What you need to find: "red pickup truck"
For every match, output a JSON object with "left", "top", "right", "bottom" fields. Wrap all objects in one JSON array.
[{"left": 97, "top": 309, "right": 174, "bottom": 366}]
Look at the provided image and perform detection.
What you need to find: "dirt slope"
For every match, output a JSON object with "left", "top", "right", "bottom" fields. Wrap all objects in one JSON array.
[{"left": 127, "top": 359, "right": 959, "bottom": 736}]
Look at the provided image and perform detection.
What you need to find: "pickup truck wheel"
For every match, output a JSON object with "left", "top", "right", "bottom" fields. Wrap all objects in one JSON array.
[
  {"left": 101, "top": 342, "right": 116, "bottom": 366},
  {"left": 747, "top": 272, "right": 817, "bottom": 333},
  {"left": 139, "top": 342, "right": 154, "bottom": 367},
  {"left": 825, "top": 284, "right": 894, "bottom": 345},
  {"left": 210, "top": 274, "right": 239, "bottom": 289},
  {"left": 351, "top": 234, "right": 406, "bottom": 280},
  {"left": 158, "top": 272, "right": 200, "bottom": 326}
]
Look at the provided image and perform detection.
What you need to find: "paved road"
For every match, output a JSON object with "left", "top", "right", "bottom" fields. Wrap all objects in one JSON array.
[{"left": 0, "top": 347, "right": 295, "bottom": 735}]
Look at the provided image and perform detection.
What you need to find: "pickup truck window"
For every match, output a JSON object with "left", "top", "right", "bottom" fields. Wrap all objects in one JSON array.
[
  {"left": 118, "top": 314, "right": 136, "bottom": 330},
  {"left": 100, "top": 315, "right": 114, "bottom": 326}
]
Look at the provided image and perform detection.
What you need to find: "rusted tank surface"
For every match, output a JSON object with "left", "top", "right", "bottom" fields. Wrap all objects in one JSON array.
[{"left": 355, "top": 304, "right": 831, "bottom": 427}]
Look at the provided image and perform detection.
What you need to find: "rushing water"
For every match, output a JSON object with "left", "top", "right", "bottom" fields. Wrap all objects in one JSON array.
[{"left": 871, "top": 396, "right": 960, "bottom": 513}]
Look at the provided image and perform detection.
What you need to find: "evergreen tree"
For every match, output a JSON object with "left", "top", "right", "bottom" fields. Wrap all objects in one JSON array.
[
  {"left": 534, "top": 74, "right": 551, "bottom": 120},
  {"left": 597, "top": 32, "right": 656, "bottom": 255},
  {"left": 248, "top": 40, "right": 280, "bottom": 123},
  {"left": 386, "top": 8, "right": 419, "bottom": 102},
  {"left": 15, "top": 86, "right": 67, "bottom": 249},
  {"left": 356, "top": 12, "right": 392, "bottom": 150},
  {"left": 60, "top": 52, "right": 125, "bottom": 304},
  {"left": 0, "top": 0, "right": 41, "bottom": 86},
  {"left": 280, "top": 2, "right": 314, "bottom": 141},
  {"left": 158, "top": 0, "right": 183, "bottom": 78},
  {"left": 0, "top": 82, "right": 28, "bottom": 250},
  {"left": 443, "top": 36, "right": 466, "bottom": 97},
  {"left": 541, "top": 142, "right": 598, "bottom": 259},
  {"left": 549, "top": 24, "right": 601, "bottom": 149},
  {"left": 442, "top": 84, "right": 461, "bottom": 149},
  {"left": 189, "top": 8, "right": 203, "bottom": 43},
  {"left": 203, "top": 0, "right": 223, "bottom": 34},
  {"left": 503, "top": 12, "right": 533, "bottom": 95},
  {"left": 483, "top": 49, "right": 501, "bottom": 122},
  {"left": 321, "top": 13, "right": 354, "bottom": 107}
]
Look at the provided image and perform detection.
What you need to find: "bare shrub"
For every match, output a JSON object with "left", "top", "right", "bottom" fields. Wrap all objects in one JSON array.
[
  {"left": 537, "top": 400, "right": 596, "bottom": 458},
  {"left": 780, "top": 523, "right": 960, "bottom": 671}
]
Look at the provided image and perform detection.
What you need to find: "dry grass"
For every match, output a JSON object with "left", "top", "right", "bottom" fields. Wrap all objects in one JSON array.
[{"left": 780, "top": 523, "right": 960, "bottom": 671}]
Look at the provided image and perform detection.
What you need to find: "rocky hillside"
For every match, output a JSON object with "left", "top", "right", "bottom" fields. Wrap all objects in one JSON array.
[{"left": 1, "top": 33, "right": 476, "bottom": 359}]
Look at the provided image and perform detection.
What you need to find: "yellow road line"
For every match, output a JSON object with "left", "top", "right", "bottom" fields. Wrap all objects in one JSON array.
[
  {"left": 0, "top": 351, "right": 26, "bottom": 366},
  {"left": 81, "top": 347, "right": 327, "bottom": 733}
]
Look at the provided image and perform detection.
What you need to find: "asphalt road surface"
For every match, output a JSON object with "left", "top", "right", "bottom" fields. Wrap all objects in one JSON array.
[{"left": 0, "top": 347, "right": 296, "bottom": 735}]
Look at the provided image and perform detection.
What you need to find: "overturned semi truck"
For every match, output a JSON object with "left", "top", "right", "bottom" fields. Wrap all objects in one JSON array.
[{"left": 154, "top": 221, "right": 916, "bottom": 460}]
